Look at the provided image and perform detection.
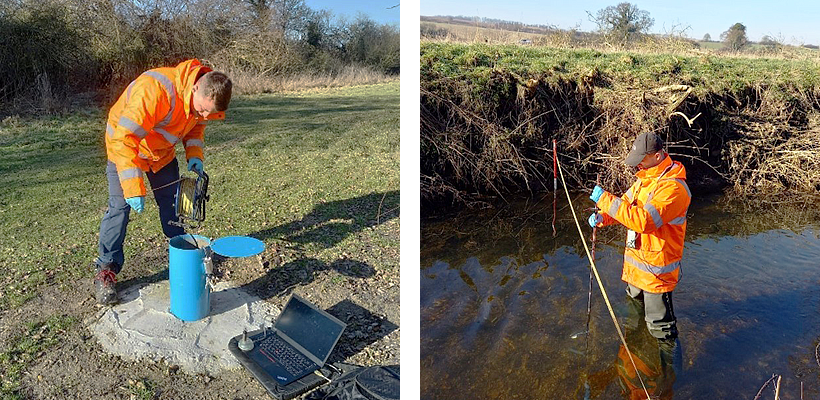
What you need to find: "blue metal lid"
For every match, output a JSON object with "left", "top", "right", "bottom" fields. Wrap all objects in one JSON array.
[{"left": 211, "top": 236, "right": 265, "bottom": 258}]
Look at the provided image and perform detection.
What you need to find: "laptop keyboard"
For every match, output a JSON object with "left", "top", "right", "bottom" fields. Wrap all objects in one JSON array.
[{"left": 258, "top": 334, "right": 314, "bottom": 377}]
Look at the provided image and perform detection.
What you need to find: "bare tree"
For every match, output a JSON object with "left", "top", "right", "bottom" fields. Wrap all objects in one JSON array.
[
  {"left": 588, "top": 2, "right": 653, "bottom": 45},
  {"left": 760, "top": 35, "right": 779, "bottom": 46},
  {"left": 272, "top": 0, "right": 310, "bottom": 38},
  {"left": 703, "top": 33, "right": 711, "bottom": 42},
  {"left": 246, "top": 0, "right": 273, "bottom": 31}
]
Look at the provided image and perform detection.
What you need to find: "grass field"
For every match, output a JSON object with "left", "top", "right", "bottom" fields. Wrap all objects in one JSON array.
[
  {"left": 0, "top": 81, "right": 399, "bottom": 397},
  {"left": 421, "top": 20, "right": 557, "bottom": 44}
]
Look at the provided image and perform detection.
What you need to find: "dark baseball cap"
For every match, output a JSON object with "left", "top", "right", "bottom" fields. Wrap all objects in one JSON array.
[{"left": 624, "top": 132, "right": 664, "bottom": 166}]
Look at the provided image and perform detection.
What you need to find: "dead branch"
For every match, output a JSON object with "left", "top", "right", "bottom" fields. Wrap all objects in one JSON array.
[
  {"left": 753, "top": 374, "right": 779, "bottom": 400},
  {"left": 651, "top": 84, "right": 692, "bottom": 94},
  {"left": 670, "top": 111, "right": 702, "bottom": 127},
  {"left": 815, "top": 341, "right": 820, "bottom": 368}
]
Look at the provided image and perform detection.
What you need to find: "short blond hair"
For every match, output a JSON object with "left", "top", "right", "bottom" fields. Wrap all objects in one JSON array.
[{"left": 199, "top": 71, "right": 232, "bottom": 111}]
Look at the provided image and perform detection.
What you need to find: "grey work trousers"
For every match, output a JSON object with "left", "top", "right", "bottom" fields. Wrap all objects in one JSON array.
[
  {"left": 626, "top": 283, "right": 678, "bottom": 340},
  {"left": 96, "top": 159, "right": 184, "bottom": 273}
]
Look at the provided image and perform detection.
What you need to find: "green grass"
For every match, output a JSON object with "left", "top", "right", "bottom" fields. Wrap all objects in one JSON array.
[
  {"left": 0, "top": 315, "right": 77, "bottom": 399},
  {"left": 421, "top": 41, "right": 820, "bottom": 97},
  {"left": 696, "top": 41, "right": 723, "bottom": 50},
  {"left": 0, "top": 81, "right": 400, "bottom": 311},
  {"left": 127, "top": 378, "right": 158, "bottom": 400}
]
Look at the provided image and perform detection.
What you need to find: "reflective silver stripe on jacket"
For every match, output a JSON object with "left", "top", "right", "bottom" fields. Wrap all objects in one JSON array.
[
  {"left": 625, "top": 186, "right": 635, "bottom": 203},
  {"left": 624, "top": 254, "right": 680, "bottom": 274},
  {"left": 668, "top": 216, "right": 686, "bottom": 225},
  {"left": 672, "top": 178, "right": 691, "bottom": 198},
  {"left": 118, "top": 168, "right": 142, "bottom": 180},
  {"left": 143, "top": 71, "right": 177, "bottom": 127},
  {"left": 106, "top": 123, "right": 115, "bottom": 138},
  {"left": 643, "top": 176, "right": 691, "bottom": 229},
  {"left": 644, "top": 202, "right": 663, "bottom": 229},
  {"left": 118, "top": 116, "right": 148, "bottom": 138},
  {"left": 184, "top": 139, "right": 204, "bottom": 149},
  {"left": 608, "top": 197, "right": 623, "bottom": 217},
  {"left": 661, "top": 178, "right": 690, "bottom": 226},
  {"left": 138, "top": 152, "right": 150, "bottom": 159},
  {"left": 155, "top": 127, "right": 178, "bottom": 144}
]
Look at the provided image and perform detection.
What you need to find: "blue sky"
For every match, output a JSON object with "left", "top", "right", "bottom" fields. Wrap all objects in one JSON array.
[
  {"left": 305, "top": 0, "right": 400, "bottom": 26},
  {"left": 420, "top": 0, "right": 820, "bottom": 45}
]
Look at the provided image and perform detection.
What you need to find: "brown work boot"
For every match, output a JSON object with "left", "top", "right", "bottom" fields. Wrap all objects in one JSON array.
[{"left": 94, "top": 264, "right": 118, "bottom": 305}]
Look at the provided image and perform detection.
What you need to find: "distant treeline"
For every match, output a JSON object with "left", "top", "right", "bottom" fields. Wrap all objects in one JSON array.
[
  {"left": 0, "top": 0, "right": 399, "bottom": 110},
  {"left": 422, "top": 14, "right": 820, "bottom": 51},
  {"left": 421, "top": 15, "right": 557, "bottom": 36}
]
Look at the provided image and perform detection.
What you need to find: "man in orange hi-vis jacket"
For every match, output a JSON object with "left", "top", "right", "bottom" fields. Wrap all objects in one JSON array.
[
  {"left": 587, "top": 132, "right": 691, "bottom": 342},
  {"left": 94, "top": 59, "right": 232, "bottom": 305}
]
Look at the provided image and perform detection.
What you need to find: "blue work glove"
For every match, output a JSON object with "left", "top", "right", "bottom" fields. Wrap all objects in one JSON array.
[
  {"left": 187, "top": 158, "right": 203, "bottom": 173},
  {"left": 126, "top": 196, "right": 145, "bottom": 213},
  {"left": 590, "top": 185, "right": 604, "bottom": 203},
  {"left": 588, "top": 213, "right": 603, "bottom": 228}
]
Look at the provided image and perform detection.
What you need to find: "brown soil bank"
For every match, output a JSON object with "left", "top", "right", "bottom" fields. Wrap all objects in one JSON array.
[{"left": 421, "top": 42, "right": 820, "bottom": 208}]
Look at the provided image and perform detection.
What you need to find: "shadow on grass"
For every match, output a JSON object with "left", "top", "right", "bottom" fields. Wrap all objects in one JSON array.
[
  {"left": 235, "top": 256, "right": 376, "bottom": 302},
  {"left": 116, "top": 268, "right": 169, "bottom": 292},
  {"left": 325, "top": 299, "right": 398, "bottom": 363},
  {"left": 213, "top": 258, "right": 395, "bottom": 362},
  {"left": 250, "top": 190, "right": 400, "bottom": 249},
  {"left": 115, "top": 190, "right": 398, "bottom": 307}
]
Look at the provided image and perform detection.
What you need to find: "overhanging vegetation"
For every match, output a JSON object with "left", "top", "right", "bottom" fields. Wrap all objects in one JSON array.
[{"left": 421, "top": 42, "right": 820, "bottom": 207}]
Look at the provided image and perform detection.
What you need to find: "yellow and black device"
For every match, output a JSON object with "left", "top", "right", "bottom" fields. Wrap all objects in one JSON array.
[{"left": 171, "top": 168, "right": 209, "bottom": 229}]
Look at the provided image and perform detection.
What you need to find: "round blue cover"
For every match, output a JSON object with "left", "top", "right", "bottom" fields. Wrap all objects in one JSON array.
[{"left": 211, "top": 236, "right": 265, "bottom": 258}]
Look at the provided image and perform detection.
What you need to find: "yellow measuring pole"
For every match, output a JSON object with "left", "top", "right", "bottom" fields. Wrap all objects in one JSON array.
[{"left": 555, "top": 157, "right": 651, "bottom": 400}]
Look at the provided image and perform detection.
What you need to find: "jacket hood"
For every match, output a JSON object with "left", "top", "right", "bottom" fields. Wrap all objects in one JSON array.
[
  {"left": 636, "top": 155, "right": 686, "bottom": 181},
  {"left": 173, "top": 59, "right": 212, "bottom": 117}
]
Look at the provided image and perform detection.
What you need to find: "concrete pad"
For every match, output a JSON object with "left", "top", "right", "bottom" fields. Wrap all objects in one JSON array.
[{"left": 89, "top": 280, "right": 279, "bottom": 376}]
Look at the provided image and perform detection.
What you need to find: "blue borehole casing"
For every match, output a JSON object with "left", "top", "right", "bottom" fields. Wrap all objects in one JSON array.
[{"left": 169, "top": 235, "right": 211, "bottom": 322}]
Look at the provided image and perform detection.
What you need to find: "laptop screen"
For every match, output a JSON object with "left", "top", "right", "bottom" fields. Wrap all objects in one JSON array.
[{"left": 276, "top": 296, "right": 346, "bottom": 362}]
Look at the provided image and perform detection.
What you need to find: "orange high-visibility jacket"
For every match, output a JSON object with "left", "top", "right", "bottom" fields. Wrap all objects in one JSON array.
[
  {"left": 596, "top": 156, "right": 691, "bottom": 293},
  {"left": 105, "top": 59, "right": 225, "bottom": 199}
]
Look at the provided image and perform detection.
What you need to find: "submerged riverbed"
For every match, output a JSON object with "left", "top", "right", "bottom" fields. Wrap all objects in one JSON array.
[{"left": 421, "top": 193, "right": 820, "bottom": 400}]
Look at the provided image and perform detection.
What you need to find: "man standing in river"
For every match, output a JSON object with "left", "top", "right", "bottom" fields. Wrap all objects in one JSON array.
[{"left": 587, "top": 132, "right": 691, "bottom": 346}]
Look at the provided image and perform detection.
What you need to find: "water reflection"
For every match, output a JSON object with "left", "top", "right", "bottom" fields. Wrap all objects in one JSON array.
[
  {"left": 615, "top": 296, "right": 679, "bottom": 400},
  {"left": 421, "top": 194, "right": 820, "bottom": 400}
]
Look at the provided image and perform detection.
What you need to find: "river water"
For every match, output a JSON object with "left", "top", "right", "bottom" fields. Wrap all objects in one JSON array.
[{"left": 421, "top": 193, "right": 820, "bottom": 399}]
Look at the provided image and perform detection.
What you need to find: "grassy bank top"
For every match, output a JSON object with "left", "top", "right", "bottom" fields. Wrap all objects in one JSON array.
[{"left": 421, "top": 42, "right": 820, "bottom": 96}]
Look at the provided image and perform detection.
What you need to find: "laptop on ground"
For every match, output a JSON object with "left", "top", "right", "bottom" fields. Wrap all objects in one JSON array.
[{"left": 231, "top": 294, "right": 347, "bottom": 388}]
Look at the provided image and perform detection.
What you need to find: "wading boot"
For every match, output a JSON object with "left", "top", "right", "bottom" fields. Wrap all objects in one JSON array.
[
  {"left": 94, "top": 263, "right": 119, "bottom": 305},
  {"left": 658, "top": 336, "right": 683, "bottom": 377}
]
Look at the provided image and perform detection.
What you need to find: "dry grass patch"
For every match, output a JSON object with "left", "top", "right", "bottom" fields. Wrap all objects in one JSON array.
[{"left": 222, "top": 64, "right": 396, "bottom": 95}]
